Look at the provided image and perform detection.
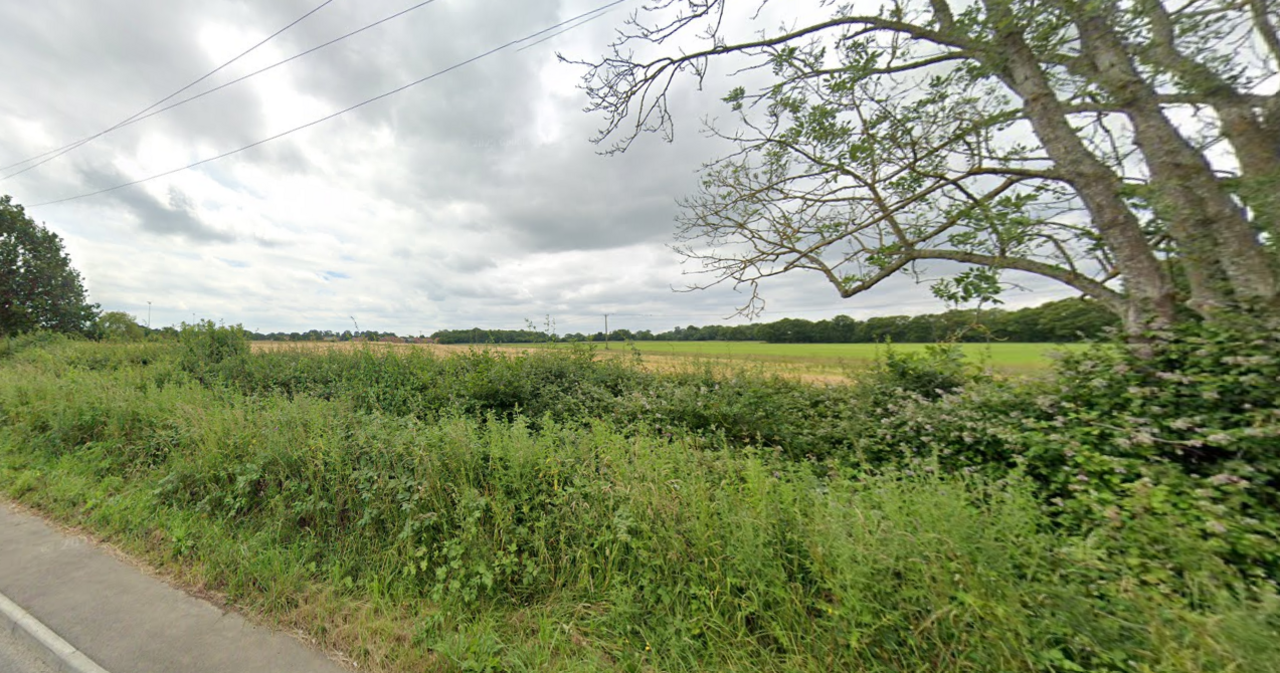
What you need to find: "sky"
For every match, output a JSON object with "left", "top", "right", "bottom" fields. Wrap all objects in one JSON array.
[{"left": 0, "top": 0, "right": 1074, "bottom": 337}]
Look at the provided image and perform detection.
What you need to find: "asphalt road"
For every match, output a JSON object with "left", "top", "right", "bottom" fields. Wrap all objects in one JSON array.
[
  {"left": 0, "top": 502, "right": 348, "bottom": 673},
  {"left": 0, "top": 626, "right": 57, "bottom": 673}
]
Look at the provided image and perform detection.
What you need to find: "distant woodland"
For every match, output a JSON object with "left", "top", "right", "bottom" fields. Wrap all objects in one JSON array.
[{"left": 427, "top": 298, "right": 1116, "bottom": 345}]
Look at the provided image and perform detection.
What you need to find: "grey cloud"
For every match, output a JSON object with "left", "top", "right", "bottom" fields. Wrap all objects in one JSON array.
[
  {"left": 438, "top": 252, "right": 498, "bottom": 273},
  {"left": 95, "top": 176, "right": 233, "bottom": 243},
  {"left": 0, "top": 1, "right": 264, "bottom": 164},
  {"left": 0, "top": 0, "right": 1071, "bottom": 335}
]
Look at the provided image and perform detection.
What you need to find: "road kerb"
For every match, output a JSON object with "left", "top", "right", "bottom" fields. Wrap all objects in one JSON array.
[{"left": 0, "top": 590, "right": 111, "bottom": 673}]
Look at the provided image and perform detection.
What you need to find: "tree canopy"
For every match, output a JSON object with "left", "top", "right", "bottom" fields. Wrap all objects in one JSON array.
[
  {"left": 573, "top": 0, "right": 1280, "bottom": 332},
  {"left": 0, "top": 195, "right": 98, "bottom": 337},
  {"left": 96, "top": 311, "right": 147, "bottom": 341},
  {"left": 423, "top": 298, "right": 1115, "bottom": 344}
]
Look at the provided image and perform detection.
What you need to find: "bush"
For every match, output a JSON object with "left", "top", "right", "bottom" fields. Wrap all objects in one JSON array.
[
  {"left": 178, "top": 321, "right": 248, "bottom": 381},
  {"left": 1016, "top": 322, "right": 1280, "bottom": 586},
  {"left": 0, "top": 330, "right": 74, "bottom": 359},
  {"left": 839, "top": 323, "right": 1280, "bottom": 589},
  {"left": 861, "top": 341, "right": 985, "bottom": 400}
]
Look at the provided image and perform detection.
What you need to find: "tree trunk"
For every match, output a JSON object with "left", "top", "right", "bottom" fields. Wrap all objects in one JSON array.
[
  {"left": 1072, "top": 9, "right": 1279, "bottom": 318},
  {"left": 1142, "top": 0, "right": 1280, "bottom": 261},
  {"left": 982, "top": 0, "right": 1178, "bottom": 334}
]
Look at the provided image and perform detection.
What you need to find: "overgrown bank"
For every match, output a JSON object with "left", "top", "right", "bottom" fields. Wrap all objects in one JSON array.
[{"left": 0, "top": 326, "right": 1277, "bottom": 672}]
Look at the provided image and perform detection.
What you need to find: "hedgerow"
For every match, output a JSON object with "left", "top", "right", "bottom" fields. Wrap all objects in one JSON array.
[{"left": 0, "top": 327, "right": 1276, "bottom": 671}]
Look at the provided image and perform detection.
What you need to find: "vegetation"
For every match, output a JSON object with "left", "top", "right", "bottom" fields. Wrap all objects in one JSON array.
[
  {"left": 574, "top": 0, "right": 1280, "bottom": 331},
  {"left": 94, "top": 311, "right": 147, "bottom": 342},
  {"left": 5, "top": 5, "right": 1277, "bottom": 671},
  {"left": 0, "top": 195, "right": 98, "bottom": 337},
  {"left": 0, "top": 324, "right": 1277, "bottom": 672},
  {"left": 608, "top": 340, "right": 1082, "bottom": 375},
  {"left": 429, "top": 298, "right": 1116, "bottom": 345}
]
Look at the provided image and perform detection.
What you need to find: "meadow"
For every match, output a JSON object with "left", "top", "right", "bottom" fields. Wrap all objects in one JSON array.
[{"left": 1, "top": 325, "right": 1277, "bottom": 672}]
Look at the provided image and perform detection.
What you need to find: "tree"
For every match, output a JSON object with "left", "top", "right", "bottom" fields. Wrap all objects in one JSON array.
[
  {"left": 0, "top": 195, "right": 98, "bottom": 336},
  {"left": 96, "top": 311, "right": 146, "bottom": 341},
  {"left": 573, "top": 0, "right": 1280, "bottom": 333}
]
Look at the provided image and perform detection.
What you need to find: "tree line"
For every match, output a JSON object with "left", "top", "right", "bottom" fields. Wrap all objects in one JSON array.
[{"left": 431, "top": 298, "right": 1116, "bottom": 345}]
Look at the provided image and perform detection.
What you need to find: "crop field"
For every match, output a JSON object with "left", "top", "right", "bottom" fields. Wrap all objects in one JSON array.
[
  {"left": 252, "top": 340, "right": 1086, "bottom": 381},
  {"left": 2, "top": 326, "right": 1277, "bottom": 673},
  {"left": 495, "top": 340, "right": 1089, "bottom": 381},
  {"left": 583, "top": 340, "right": 1079, "bottom": 366}
]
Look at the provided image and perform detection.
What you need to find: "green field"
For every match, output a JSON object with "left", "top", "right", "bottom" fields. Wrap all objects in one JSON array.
[{"left": 513, "top": 340, "right": 1089, "bottom": 378}]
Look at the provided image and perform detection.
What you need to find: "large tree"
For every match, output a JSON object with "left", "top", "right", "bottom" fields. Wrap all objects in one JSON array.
[
  {"left": 0, "top": 195, "right": 98, "bottom": 336},
  {"left": 573, "top": 0, "right": 1280, "bottom": 332}
]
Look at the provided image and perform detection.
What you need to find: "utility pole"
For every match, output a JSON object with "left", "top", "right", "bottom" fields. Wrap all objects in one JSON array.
[
  {"left": 146, "top": 301, "right": 151, "bottom": 329},
  {"left": 604, "top": 314, "right": 609, "bottom": 350}
]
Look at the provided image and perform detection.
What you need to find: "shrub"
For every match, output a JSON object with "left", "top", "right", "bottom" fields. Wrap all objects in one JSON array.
[
  {"left": 861, "top": 341, "right": 985, "bottom": 401},
  {"left": 177, "top": 321, "right": 248, "bottom": 381}
]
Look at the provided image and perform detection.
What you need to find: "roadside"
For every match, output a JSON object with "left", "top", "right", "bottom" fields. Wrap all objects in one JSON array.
[{"left": 0, "top": 502, "right": 349, "bottom": 673}]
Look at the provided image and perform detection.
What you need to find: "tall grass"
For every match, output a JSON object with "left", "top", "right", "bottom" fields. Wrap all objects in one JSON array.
[{"left": 0, "top": 336, "right": 1276, "bottom": 671}]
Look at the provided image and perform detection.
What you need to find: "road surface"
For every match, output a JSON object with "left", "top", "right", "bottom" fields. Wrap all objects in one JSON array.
[
  {"left": 0, "top": 502, "right": 349, "bottom": 673},
  {"left": 0, "top": 624, "right": 57, "bottom": 673}
]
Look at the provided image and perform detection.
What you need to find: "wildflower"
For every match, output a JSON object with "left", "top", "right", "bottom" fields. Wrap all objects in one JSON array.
[{"left": 1208, "top": 473, "right": 1248, "bottom": 487}]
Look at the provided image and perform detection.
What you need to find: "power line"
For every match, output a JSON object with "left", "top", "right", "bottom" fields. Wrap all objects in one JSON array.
[
  {"left": 605, "top": 299, "right": 950, "bottom": 321},
  {"left": 0, "top": 0, "right": 339, "bottom": 179},
  {"left": 516, "top": 8, "right": 613, "bottom": 53},
  {"left": 29, "top": 0, "right": 629, "bottom": 208},
  {"left": 4, "top": 0, "right": 447, "bottom": 181}
]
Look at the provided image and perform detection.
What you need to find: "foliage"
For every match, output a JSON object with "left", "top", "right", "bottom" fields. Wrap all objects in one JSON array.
[
  {"left": 655, "top": 298, "right": 1116, "bottom": 344},
  {"left": 574, "top": 1, "right": 1280, "bottom": 329},
  {"left": 1017, "top": 321, "right": 1280, "bottom": 584},
  {"left": 837, "top": 322, "right": 1280, "bottom": 589},
  {"left": 95, "top": 311, "right": 146, "bottom": 342},
  {"left": 177, "top": 320, "right": 249, "bottom": 381},
  {"left": 0, "top": 195, "right": 98, "bottom": 337},
  {"left": 242, "top": 298, "right": 1115, "bottom": 345},
  {"left": 861, "top": 342, "right": 985, "bottom": 401},
  {"left": 0, "top": 337, "right": 1276, "bottom": 671}
]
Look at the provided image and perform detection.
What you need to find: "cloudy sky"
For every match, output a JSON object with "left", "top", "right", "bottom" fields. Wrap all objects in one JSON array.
[{"left": 0, "top": 0, "right": 1070, "bottom": 336}]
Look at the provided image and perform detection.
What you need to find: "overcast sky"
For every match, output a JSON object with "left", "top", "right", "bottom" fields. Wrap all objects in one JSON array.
[{"left": 0, "top": 0, "right": 1071, "bottom": 336}]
